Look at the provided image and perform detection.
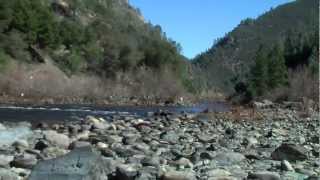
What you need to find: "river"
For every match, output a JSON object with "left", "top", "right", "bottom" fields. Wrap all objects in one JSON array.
[{"left": 0, "top": 101, "right": 229, "bottom": 124}]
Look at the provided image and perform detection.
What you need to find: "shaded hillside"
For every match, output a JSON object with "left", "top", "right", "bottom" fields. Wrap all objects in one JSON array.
[
  {"left": 193, "top": 0, "right": 318, "bottom": 94},
  {"left": 0, "top": 0, "right": 193, "bottom": 103}
]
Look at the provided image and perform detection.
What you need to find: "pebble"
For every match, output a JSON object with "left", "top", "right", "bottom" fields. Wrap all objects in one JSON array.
[{"left": 0, "top": 102, "right": 317, "bottom": 180}]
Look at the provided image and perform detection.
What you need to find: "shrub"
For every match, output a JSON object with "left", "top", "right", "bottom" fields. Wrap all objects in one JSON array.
[
  {"left": 66, "top": 49, "right": 85, "bottom": 74},
  {"left": 0, "top": 49, "right": 9, "bottom": 72},
  {"left": 264, "top": 66, "right": 318, "bottom": 102},
  {"left": 0, "top": 31, "right": 31, "bottom": 61}
]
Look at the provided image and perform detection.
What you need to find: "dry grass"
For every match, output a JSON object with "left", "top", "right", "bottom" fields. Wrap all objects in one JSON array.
[
  {"left": 0, "top": 62, "right": 188, "bottom": 104},
  {"left": 265, "top": 66, "right": 319, "bottom": 103}
]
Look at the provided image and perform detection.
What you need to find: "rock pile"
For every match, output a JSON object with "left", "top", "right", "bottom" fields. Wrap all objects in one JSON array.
[{"left": 0, "top": 106, "right": 318, "bottom": 180}]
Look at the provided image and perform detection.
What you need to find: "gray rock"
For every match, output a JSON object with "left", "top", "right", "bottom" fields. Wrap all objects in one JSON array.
[
  {"left": 105, "top": 135, "right": 123, "bottom": 144},
  {"left": 243, "top": 137, "right": 258, "bottom": 148},
  {"left": 115, "top": 164, "right": 139, "bottom": 180},
  {"left": 11, "top": 167, "right": 31, "bottom": 178},
  {"left": 113, "top": 146, "right": 141, "bottom": 157},
  {"left": 42, "top": 147, "right": 68, "bottom": 159},
  {"left": 0, "top": 154, "right": 14, "bottom": 168},
  {"left": 123, "top": 133, "right": 140, "bottom": 145},
  {"left": 0, "top": 123, "right": 6, "bottom": 130},
  {"left": 197, "top": 134, "right": 215, "bottom": 143},
  {"left": 280, "top": 160, "right": 294, "bottom": 171},
  {"left": 306, "top": 175, "right": 320, "bottom": 180},
  {"left": 11, "top": 153, "right": 37, "bottom": 169},
  {"left": 0, "top": 126, "right": 32, "bottom": 148},
  {"left": 141, "top": 156, "right": 160, "bottom": 167},
  {"left": 282, "top": 171, "right": 309, "bottom": 180},
  {"left": 102, "top": 158, "right": 119, "bottom": 174},
  {"left": 172, "top": 158, "right": 193, "bottom": 169},
  {"left": 34, "top": 140, "right": 49, "bottom": 151},
  {"left": 295, "top": 168, "right": 316, "bottom": 176},
  {"left": 0, "top": 168, "right": 20, "bottom": 180},
  {"left": 199, "top": 151, "right": 215, "bottom": 160},
  {"left": 160, "top": 131, "right": 179, "bottom": 144},
  {"left": 271, "top": 144, "right": 308, "bottom": 161},
  {"left": 162, "top": 170, "right": 196, "bottom": 180},
  {"left": 68, "top": 124, "right": 81, "bottom": 135},
  {"left": 69, "top": 141, "right": 91, "bottom": 150},
  {"left": 207, "top": 169, "right": 231, "bottom": 177},
  {"left": 86, "top": 116, "right": 110, "bottom": 130},
  {"left": 43, "top": 130, "right": 71, "bottom": 149},
  {"left": 214, "top": 152, "right": 246, "bottom": 166},
  {"left": 136, "top": 166, "right": 158, "bottom": 180},
  {"left": 28, "top": 147, "right": 107, "bottom": 180},
  {"left": 247, "top": 171, "right": 281, "bottom": 180},
  {"left": 208, "top": 177, "right": 237, "bottom": 180},
  {"left": 101, "top": 148, "right": 116, "bottom": 158},
  {"left": 12, "top": 139, "right": 29, "bottom": 149}
]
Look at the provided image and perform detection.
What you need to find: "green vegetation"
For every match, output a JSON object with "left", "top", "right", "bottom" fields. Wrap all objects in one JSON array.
[
  {"left": 0, "top": 0, "right": 192, "bottom": 92},
  {"left": 0, "top": 49, "right": 9, "bottom": 71},
  {"left": 248, "top": 45, "right": 288, "bottom": 97},
  {"left": 193, "top": 0, "right": 318, "bottom": 101},
  {"left": 248, "top": 47, "right": 269, "bottom": 97}
]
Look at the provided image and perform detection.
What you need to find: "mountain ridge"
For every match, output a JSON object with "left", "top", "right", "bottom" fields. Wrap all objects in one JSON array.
[{"left": 193, "top": 0, "right": 318, "bottom": 94}]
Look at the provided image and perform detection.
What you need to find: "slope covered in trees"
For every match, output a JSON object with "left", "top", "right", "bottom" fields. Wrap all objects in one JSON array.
[
  {"left": 193, "top": 0, "right": 319, "bottom": 101},
  {"left": 0, "top": 0, "right": 194, "bottom": 103}
]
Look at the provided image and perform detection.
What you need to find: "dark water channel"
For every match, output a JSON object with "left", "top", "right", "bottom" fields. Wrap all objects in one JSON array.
[{"left": 0, "top": 101, "right": 229, "bottom": 124}]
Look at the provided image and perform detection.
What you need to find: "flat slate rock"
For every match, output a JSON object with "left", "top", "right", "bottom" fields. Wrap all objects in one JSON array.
[
  {"left": 271, "top": 143, "right": 308, "bottom": 161},
  {"left": 28, "top": 147, "right": 107, "bottom": 180}
]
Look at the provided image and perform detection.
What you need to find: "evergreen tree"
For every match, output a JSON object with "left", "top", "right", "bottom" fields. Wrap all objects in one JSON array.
[
  {"left": 249, "top": 46, "right": 269, "bottom": 97},
  {"left": 308, "top": 47, "right": 319, "bottom": 75},
  {"left": 267, "top": 45, "right": 288, "bottom": 89}
]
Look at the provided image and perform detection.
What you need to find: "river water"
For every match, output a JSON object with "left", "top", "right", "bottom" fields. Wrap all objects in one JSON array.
[{"left": 0, "top": 101, "right": 229, "bottom": 124}]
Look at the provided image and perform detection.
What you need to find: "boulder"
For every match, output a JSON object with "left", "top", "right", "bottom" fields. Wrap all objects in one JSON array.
[
  {"left": 0, "top": 123, "right": 6, "bottom": 130},
  {"left": 85, "top": 116, "right": 110, "bottom": 130},
  {"left": 214, "top": 152, "right": 246, "bottom": 166},
  {"left": 162, "top": 170, "right": 196, "bottom": 180},
  {"left": 0, "top": 154, "right": 14, "bottom": 168},
  {"left": 42, "top": 147, "right": 69, "bottom": 159},
  {"left": 197, "top": 134, "right": 215, "bottom": 143},
  {"left": 207, "top": 169, "right": 231, "bottom": 178},
  {"left": 280, "top": 160, "right": 294, "bottom": 171},
  {"left": 247, "top": 171, "right": 281, "bottom": 180},
  {"left": 160, "top": 131, "right": 179, "bottom": 144},
  {"left": 11, "top": 153, "right": 37, "bottom": 169},
  {"left": 282, "top": 172, "right": 309, "bottom": 180},
  {"left": 28, "top": 147, "right": 107, "bottom": 180},
  {"left": 172, "top": 158, "right": 193, "bottom": 169},
  {"left": 12, "top": 139, "right": 29, "bottom": 149},
  {"left": 69, "top": 141, "right": 91, "bottom": 150},
  {"left": 34, "top": 140, "right": 49, "bottom": 151},
  {"left": 141, "top": 156, "right": 160, "bottom": 167},
  {"left": 43, "top": 130, "right": 71, "bottom": 149},
  {"left": 0, "top": 168, "right": 20, "bottom": 180},
  {"left": 271, "top": 144, "right": 308, "bottom": 161},
  {"left": 0, "top": 126, "right": 32, "bottom": 148},
  {"left": 114, "top": 164, "right": 139, "bottom": 180},
  {"left": 243, "top": 137, "right": 258, "bottom": 148}
]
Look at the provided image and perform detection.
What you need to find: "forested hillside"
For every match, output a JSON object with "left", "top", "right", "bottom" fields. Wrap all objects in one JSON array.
[
  {"left": 193, "top": 0, "right": 318, "bottom": 102},
  {"left": 0, "top": 0, "right": 193, "bottom": 104}
]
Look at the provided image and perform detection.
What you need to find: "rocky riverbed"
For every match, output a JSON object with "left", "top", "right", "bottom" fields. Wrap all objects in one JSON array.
[{"left": 0, "top": 104, "right": 319, "bottom": 180}]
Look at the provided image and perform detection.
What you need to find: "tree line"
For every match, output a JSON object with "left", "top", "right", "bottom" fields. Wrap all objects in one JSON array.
[{"left": 0, "top": 0, "right": 193, "bottom": 92}]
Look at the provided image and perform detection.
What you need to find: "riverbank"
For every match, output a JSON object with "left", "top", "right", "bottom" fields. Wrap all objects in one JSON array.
[
  {"left": 0, "top": 94, "right": 201, "bottom": 107},
  {"left": 0, "top": 103, "right": 318, "bottom": 179}
]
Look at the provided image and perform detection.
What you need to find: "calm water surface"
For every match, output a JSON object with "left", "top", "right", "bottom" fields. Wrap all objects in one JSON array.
[{"left": 0, "top": 101, "right": 229, "bottom": 124}]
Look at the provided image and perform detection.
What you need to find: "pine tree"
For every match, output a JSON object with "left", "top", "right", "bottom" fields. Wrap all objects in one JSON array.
[
  {"left": 267, "top": 45, "right": 288, "bottom": 89},
  {"left": 249, "top": 46, "right": 269, "bottom": 97}
]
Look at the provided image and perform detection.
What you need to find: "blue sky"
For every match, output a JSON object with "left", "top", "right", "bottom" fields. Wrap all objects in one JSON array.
[{"left": 129, "top": 0, "right": 292, "bottom": 59}]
